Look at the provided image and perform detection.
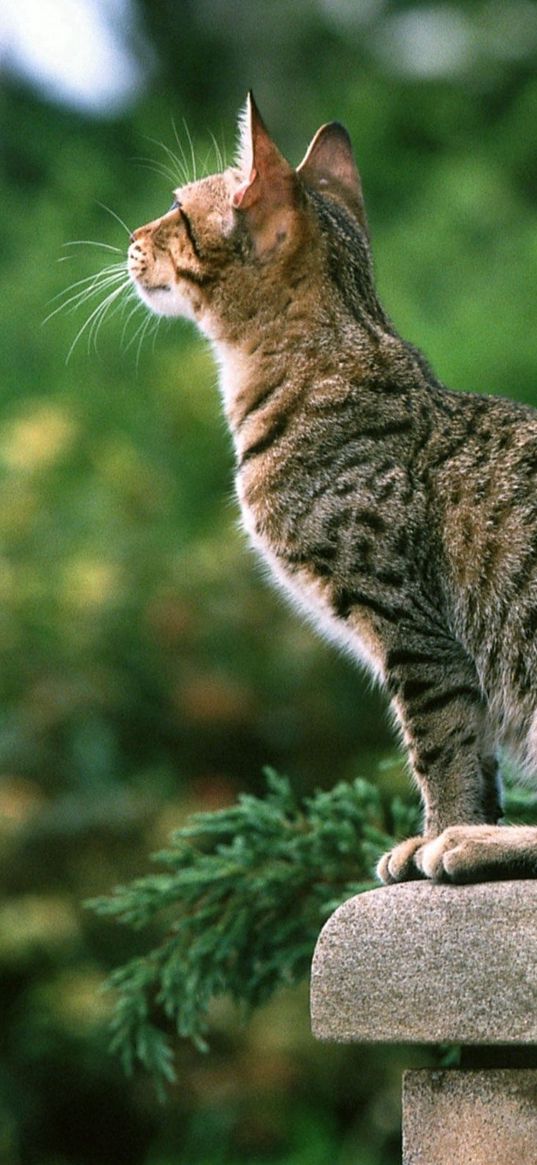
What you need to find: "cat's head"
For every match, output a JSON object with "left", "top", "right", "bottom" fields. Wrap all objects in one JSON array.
[{"left": 128, "top": 93, "right": 373, "bottom": 343}]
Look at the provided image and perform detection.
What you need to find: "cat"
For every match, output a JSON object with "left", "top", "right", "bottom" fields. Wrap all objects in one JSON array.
[{"left": 127, "top": 91, "right": 537, "bottom": 885}]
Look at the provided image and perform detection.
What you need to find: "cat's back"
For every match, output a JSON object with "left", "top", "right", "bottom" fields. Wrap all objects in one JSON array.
[
  {"left": 423, "top": 385, "right": 537, "bottom": 647},
  {"left": 428, "top": 384, "right": 537, "bottom": 512}
]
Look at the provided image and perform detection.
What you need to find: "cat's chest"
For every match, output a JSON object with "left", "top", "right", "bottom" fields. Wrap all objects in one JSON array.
[{"left": 237, "top": 483, "right": 386, "bottom": 682}]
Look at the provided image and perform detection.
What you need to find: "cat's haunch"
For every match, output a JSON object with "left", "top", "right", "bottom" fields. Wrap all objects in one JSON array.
[{"left": 128, "top": 93, "right": 537, "bottom": 884}]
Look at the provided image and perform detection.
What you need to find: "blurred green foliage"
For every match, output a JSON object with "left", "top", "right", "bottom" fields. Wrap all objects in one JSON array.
[{"left": 3, "top": 1, "right": 537, "bottom": 1162}]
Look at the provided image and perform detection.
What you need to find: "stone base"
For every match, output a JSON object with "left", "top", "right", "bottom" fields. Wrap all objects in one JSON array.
[{"left": 403, "top": 1069, "right": 537, "bottom": 1165}]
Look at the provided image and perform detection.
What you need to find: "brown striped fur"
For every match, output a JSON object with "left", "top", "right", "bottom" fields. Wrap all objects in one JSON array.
[{"left": 128, "top": 94, "right": 537, "bottom": 883}]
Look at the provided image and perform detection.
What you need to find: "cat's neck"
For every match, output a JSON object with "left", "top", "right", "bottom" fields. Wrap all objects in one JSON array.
[
  {"left": 212, "top": 311, "right": 426, "bottom": 450},
  {"left": 212, "top": 320, "right": 345, "bottom": 447}
]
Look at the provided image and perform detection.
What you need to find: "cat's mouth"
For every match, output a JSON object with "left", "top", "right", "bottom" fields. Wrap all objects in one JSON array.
[
  {"left": 127, "top": 234, "right": 173, "bottom": 295},
  {"left": 127, "top": 230, "right": 211, "bottom": 323}
]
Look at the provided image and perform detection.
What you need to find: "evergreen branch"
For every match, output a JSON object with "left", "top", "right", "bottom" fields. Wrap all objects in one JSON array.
[{"left": 88, "top": 769, "right": 395, "bottom": 1091}]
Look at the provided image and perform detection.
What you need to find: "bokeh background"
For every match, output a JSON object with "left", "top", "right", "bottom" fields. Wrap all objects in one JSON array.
[{"left": 2, "top": 1, "right": 537, "bottom": 1162}]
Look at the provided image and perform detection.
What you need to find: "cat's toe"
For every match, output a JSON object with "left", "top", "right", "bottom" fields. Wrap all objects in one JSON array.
[
  {"left": 377, "top": 836, "right": 427, "bottom": 884},
  {"left": 417, "top": 828, "right": 467, "bottom": 881},
  {"left": 418, "top": 825, "right": 505, "bottom": 882}
]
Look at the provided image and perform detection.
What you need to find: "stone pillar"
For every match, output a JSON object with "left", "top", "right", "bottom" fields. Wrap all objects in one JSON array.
[
  {"left": 403, "top": 1069, "right": 537, "bottom": 1165},
  {"left": 310, "top": 881, "right": 537, "bottom": 1164}
]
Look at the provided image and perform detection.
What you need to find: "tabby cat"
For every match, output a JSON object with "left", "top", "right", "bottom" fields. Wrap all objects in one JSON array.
[{"left": 128, "top": 93, "right": 537, "bottom": 884}]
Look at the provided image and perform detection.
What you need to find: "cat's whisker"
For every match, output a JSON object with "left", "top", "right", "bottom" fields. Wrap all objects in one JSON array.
[
  {"left": 142, "top": 135, "right": 191, "bottom": 187},
  {"left": 136, "top": 312, "right": 160, "bottom": 371},
  {"left": 200, "top": 143, "right": 216, "bottom": 177},
  {"left": 63, "top": 263, "right": 127, "bottom": 293},
  {"left": 65, "top": 279, "right": 130, "bottom": 363},
  {"left": 47, "top": 262, "right": 127, "bottom": 303},
  {"left": 49, "top": 199, "right": 148, "bottom": 360},
  {"left": 44, "top": 279, "right": 124, "bottom": 326},
  {"left": 65, "top": 281, "right": 126, "bottom": 321},
  {"left": 80, "top": 284, "right": 129, "bottom": 354},
  {"left": 142, "top": 136, "right": 188, "bottom": 186},
  {"left": 209, "top": 130, "right": 227, "bottom": 173},
  {"left": 78, "top": 284, "right": 131, "bottom": 361},
  {"left": 133, "top": 156, "right": 181, "bottom": 186},
  {"left": 44, "top": 267, "right": 128, "bottom": 324},
  {"left": 121, "top": 291, "right": 149, "bottom": 343},
  {"left": 123, "top": 306, "right": 156, "bottom": 356},
  {"left": 96, "top": 201, "right": 133, "bottom": 237},
  {"left": 196, "top": 131, "right": 227, "bottom": 178},
  {"left": 150, "top": 315, "right": 161, "bottom": 355},
  {"left": 63, "top": 240, "right": 124, "bottom": 254},
  {"left": 181, "top": 118, "right": 198, "bottom": 182},
  {"left": 89, "top": 284, "right": 134, "bottom": 354},
  {"left": 170, "top": 121, "right": 194, "bottom": 184},
  {"left": 120, "top": 299, "right": 146, "bottom": 349},
  {"left": 139, "top": 122, "right": 210, "bottom": 191}
]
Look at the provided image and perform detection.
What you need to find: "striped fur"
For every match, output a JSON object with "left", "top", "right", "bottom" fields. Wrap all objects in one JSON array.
[{"left": 128, "top": 96, "right": 537, "bottom": 883}]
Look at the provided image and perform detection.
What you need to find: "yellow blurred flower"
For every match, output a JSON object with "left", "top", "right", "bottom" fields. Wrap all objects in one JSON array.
[
  {"left": 0, "top": 404, "right": 77, "bottom": 472},
  {"left": 0, "top": 895, "right": 79, "bottom": 962},
  {"left": 34, "top": 967, "right": 113, "bottom": 1032},
  {"left": 63, "top": 558, "right": 123, "bottom": 608}
]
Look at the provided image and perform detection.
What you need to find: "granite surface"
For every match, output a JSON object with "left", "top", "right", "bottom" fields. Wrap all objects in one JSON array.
[
  {"left": 310, "top": 881, "right": 537, "bottom": 1045},
  {"left": 403, "top": 1069, "right": 537, "bottom": 1165}
]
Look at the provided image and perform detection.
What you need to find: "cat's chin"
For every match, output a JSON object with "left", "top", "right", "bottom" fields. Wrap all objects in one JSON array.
[{"left": 132, "top": 281, "right": 196, "bottom": 321}]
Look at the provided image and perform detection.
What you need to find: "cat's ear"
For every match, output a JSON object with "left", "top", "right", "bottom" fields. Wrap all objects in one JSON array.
[
  {"left": 233, "top": 92, "right": 297, "bottom": 253},
  {"left": 297, "top": 122, "right": 368, "bottom": 232}
]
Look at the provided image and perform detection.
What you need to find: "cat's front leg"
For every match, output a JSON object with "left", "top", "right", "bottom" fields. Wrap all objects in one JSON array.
[
  {"left": 378, "top": 637, "right": 492, "bottom": 884},
  {"left": 378, "top": 746, "right": 503, "bottom": 883}
]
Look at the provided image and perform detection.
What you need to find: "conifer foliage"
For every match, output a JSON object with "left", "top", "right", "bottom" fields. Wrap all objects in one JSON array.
[{"left": 88, "top": 771, "right": 410, "bottom": 1092}]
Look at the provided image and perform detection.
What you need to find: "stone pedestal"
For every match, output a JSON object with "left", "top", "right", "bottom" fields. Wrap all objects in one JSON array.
[
  {"left": 403, "top": 1069, "right": 537, "bottom": 1165},
  {"left": 310, "top": 881, "right": 537, "bottom": 1163}
]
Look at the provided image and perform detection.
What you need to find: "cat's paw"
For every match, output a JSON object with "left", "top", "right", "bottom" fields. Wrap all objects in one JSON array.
[
  {"left": 417, "top": 824, "right": 537, "bottom": 883},
  {"left": 377, "top": 836, "right": 427, "bottom": 884}
]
